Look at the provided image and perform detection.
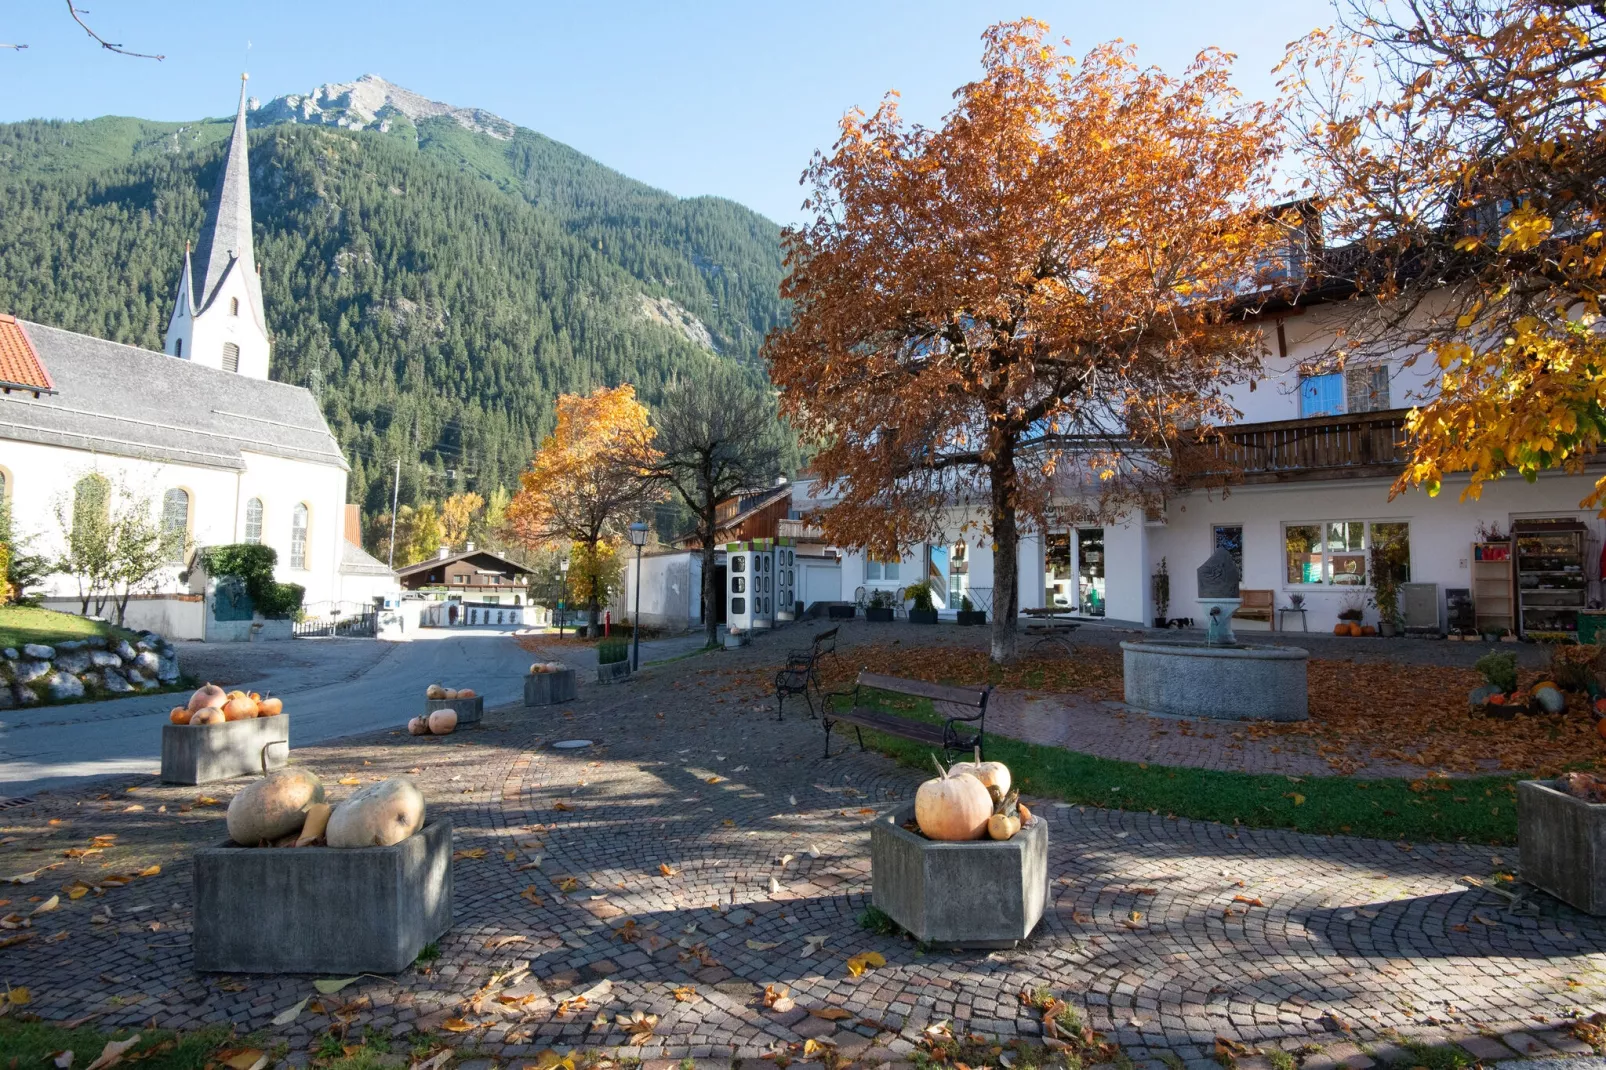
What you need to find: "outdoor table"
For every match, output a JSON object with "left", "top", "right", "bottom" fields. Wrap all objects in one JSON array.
[{"left": 1278, "top": 606, "right": 1309, "bottom": 632}]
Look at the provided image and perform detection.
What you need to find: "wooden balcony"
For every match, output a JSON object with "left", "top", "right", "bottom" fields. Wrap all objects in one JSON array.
[
  {"left": 777, "top": 517, "right": 825, "bottom": 540},
  {"left": 1178, "top": 408, "right": 1411, "bottom": 485}
]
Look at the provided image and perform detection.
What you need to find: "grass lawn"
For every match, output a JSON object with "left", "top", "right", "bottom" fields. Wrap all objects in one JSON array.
[
  {"left": 0, "top": 1020, "right": 234, "bottom": 1070},
  {"left": 839, "top": 692, "right": 1526, "bottom": 845},
  {"left": 0, "top": 604, "right": 139, "bottom": 650}
]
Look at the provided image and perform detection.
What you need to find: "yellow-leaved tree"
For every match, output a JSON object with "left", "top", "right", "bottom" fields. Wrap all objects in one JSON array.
[{"left": 506, "top": 386, "right": 661, "bottom": 636}]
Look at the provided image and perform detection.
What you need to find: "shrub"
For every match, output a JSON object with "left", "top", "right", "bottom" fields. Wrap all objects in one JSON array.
[
  {"left": 197, "top": 544, "right": 305, "bottom": 619},
  {"left": 1474, "top": 651, "right": 1519, "bottom": 693},
  {"left": 598, "top": 637, "right": 630, "bottom": 664},
  {"left": 904, "top": 581, "right": 934, "bottom": 612}
]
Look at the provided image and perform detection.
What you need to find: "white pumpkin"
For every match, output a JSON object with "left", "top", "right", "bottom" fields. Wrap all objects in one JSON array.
[
  {"left": 326, "top": 777, "right": 426, "bottom": 848},
  {"left": 407, "top": 716, "right": 430, "bottom": 736},
  {"left": 914, "top": 756, "right": 993, "bottom": 841},
  {"left": 426, "top": 684, "right": 446, "bottom": 699},
  {"left": 949, "top": 746, "right": 1011, "bottom": 800},
  {"left": 427, "top": 708, "right": 458, "bottom": 734},
  {"left": 227, "top": 768, "right": 326, "bottom": 846}
]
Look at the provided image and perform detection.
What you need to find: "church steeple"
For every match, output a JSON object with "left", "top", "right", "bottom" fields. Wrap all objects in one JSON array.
[{"left": 163, "top": 74, "right": 271, "bottom": 379}]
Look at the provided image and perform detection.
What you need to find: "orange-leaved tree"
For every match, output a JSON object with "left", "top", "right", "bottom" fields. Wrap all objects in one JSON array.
[
  {"left": 506, "top": 386, "right": 661, "bottom": 636},
  {"left": 765, "top": 19, "right": 1284, "bottom": 663},
  {"left": 1281, "top": 0, "right": 1606, "bottom": 509}
]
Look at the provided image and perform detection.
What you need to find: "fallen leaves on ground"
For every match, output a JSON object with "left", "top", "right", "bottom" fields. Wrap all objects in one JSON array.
[
  {"left": 83, "top": 1035, "right": 139, "bottom": 1070},
  {"left": 845, "top": 950, "right": 885, "bottom": 977},
  {"left": 452, "top": 848, "right": 487, "bottom": 861},
  {"left": 616, "top": 1010, "right": 659, "bottom": 1044},
  {"left": 659, "top": 863, "right": 677, "bottom": 877},
  {"left": 673, "top": 985, "right": 697, "bottom": 1002}
]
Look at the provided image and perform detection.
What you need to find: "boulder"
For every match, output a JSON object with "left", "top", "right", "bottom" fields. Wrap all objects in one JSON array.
[
  {"left": 124, "top": 668, "right": 147, "bottom": 686},
  {"left": 21, "top": 643, "right": 55, "bottom": 660},
  {"left": 47, "top": 673, "right": 84, "bottom": 701},
  {"left": 0, "top": 688, "right": 14, "bottom": 709},
  {"left": 13, "top": 660, "right": 51, "bottom": 684},
  {"left": 137, "top": 677, "right": 160, "bottom": 691},
  {"left": 133, "top": 651, "right": 160, "bottom": 675},
  {"left": 100, "top": 673, "right": 135, "bottom": 694},
  {"left": 78, "top": 672, "right": 101, "bottom": 690},
  {"left": 53, "top": 650, "right": 93, "bottom": 675},
  {"left": 2, "top": 648, "right": 16, "bottom": 660},
  {"left": 114, "top": 640, "right": 138, "bottom": 662},
  {"left": 90, "top": 650, "right": 122, "bottom": 668},
  {"left": 155, "top": 656, "right": 180, "bottom": 683},
  {"left": 136, "top": 639, "right": 155, "bottom": 652},
  {"left": 15, "top": 686, "right": 38, "bottom": 705},
  {"left": 56, "top": 640, "right": 85, "bottom": 652}
]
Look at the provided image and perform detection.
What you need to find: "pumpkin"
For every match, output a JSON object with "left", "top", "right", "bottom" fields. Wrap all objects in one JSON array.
[
  {"left": 949, "top": 746, "right": 1011, "bottom": 800},
  {"left": 222, "top": 695, "right": 258, "bottom": 721},
  {"left": 295, "top": 802, "right": 333, "bottom": 847},
  {"left": 1597, "top": 718, "right": 1606, "bottom": 742},
  {"left": 914, "top": 756, "right": 992, "bottom": 841},
  {"left": 1594, "top": 696, "right": 1606, "bottom": 716},
  {"left": 1535, "top": 680, "right": 1558, "bottom": 693},
  {"left": 1486, "top": 693, "right": 1507, "bottom": 705},
  {"left": 407, "top": 716, "right": 430, "bottom": 736},
  {"left": 442, "top": 688, "right": 459, "bottom": 700},
  {"left": 427, "top": 708, "right": 459, "bottom": 735},
  {"left": 1018, "top": 801, "right": 1032, "bottom": 825},
  {"left": 227, "top": 690, "right": 247, "bottom": 702},
  {"left": 169, "top": 706, "right": 192, "bottom": 725},
  {"left": 1360, "top": 625, "right": 1377, "bottom": 637},
  {"left": 187, "top": 683, "right": 227, "bottom": 713},
  {"left": 426, "top": 684, "right": 446, "bottom": 699},
  {"left": 325, "top": 777, "right": 425, "bottom": 848},
  {"left": 1534, "top": 685, "right": 1567, "bottom": 714},
  {"left": 457, "top": 688, "right": 476, "bottom": 699},
  {"left": 1332, "top": 623, "right": 1347, "bottom": 635},
  {"left": 226, "top": 768, "right": 326, "bottom": 846},
  {"left": 258, "top": 696, "right": 284, "bottom": 717},
  {"left": 190, "top": 706, "right": 226, "bottom": 725},
  {"left": 988, "top": 810, "right": 1021, "bottom": 840}
]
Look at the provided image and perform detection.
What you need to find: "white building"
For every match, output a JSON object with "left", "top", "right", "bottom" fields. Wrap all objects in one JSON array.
[{"left": 0, "top": 77, "right": 396, "bottom": 639}]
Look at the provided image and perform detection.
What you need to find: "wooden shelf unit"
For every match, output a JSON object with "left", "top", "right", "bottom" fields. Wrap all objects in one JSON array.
[{"left": 1471, "top": 541, "right": 1514, "bottom": 636}]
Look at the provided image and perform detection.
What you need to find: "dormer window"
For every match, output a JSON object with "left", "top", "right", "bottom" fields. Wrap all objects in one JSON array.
[{"left": 230, "top": 297, "right": 239, "bottom": 316}]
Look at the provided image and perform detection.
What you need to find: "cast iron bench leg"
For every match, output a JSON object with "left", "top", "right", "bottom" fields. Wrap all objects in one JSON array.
[{"left": 854, "top": 724, "right": 866, "bottom": 752}]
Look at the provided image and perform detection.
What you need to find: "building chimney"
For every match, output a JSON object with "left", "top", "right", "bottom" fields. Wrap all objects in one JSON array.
[
  {"left": 466, "top": 541, "right": 475, "bottom": 553},
  {"left": 437, "top": 545, "right": 450, "bottom": 560}
]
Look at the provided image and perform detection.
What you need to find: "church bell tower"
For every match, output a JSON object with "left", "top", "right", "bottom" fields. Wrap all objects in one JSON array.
[{"left": 164, "top": 74, "right": 271, "bottom": 379}]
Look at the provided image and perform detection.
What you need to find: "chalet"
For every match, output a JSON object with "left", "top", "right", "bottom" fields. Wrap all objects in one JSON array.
[{"left": 395, "top": 548, "right": 534, "bottom": 604}]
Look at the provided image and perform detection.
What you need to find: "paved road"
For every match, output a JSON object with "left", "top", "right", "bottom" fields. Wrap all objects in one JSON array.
[{"left": 0, "top": 627, "right": 708, "bottom": 796}]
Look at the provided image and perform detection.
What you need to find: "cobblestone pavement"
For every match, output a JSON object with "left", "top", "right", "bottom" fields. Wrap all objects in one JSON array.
[{"left": 0, "top": 622, "right": 1600, "bottom": 1068}]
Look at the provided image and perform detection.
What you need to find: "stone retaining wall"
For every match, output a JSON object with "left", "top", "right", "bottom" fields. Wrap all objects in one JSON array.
[{"left": 1, "top": 632, "right": 181, "bottom": 707}]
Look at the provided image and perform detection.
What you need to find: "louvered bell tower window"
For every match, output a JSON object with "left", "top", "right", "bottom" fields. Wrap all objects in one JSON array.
[{"left": 222, "top": 342, "right": 240, "bottom": 373}]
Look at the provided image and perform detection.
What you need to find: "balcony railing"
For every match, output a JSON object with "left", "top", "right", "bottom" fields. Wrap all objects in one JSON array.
[
  {"left": 777, "top": 517, "right": 825, "bottom": 540},
  {"left": 1179, "top": 408, "right": 1411, "bottom": 485}
]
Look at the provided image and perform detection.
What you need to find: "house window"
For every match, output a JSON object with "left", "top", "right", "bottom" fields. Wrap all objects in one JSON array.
[
  {"left": 0, "top": 467, "right": 9, "bottom": 506},
  {"left": 1284, "top": 521, "right": 1410, "bottom": 586},
  {"left": 161, "top": 488, "right": 190, "bottom": 564},
  {"left": 1346, "top": 365, "right": 1391, "bottom": 413},
  {"left": 1299, "top": 373, "right": 1344, "bottom": 417},
  {"left": 174, "top": 338, "right": 183, "bottom": 359},
  {"left": 1213, "top": 525, "right": 1244, "bottom": 573},
  {"left": 244, "top": 497, "right": 263, "bottom": 543},
  {"left": 72, "top": 473, "right": 110, "bottom": 545},
  {"left": 230, "top": 297, "right": 240, "bottom": 316},
  {"left": 865, "top": 558, "right": 900, "bottom": 582},
  {"left": 222, "top": 342, "right": 240, "bottom": 373},
  {"left": 485, "top": 595, "right": 500, "bottom": 605},
  {"left": 290, "top": 503, "right": 309, "bottom": 569}
]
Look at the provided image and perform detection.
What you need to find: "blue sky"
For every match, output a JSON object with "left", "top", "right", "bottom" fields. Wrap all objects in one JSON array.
[{"left": 0, "top": 1, "right": 1337, "bottom": 224}]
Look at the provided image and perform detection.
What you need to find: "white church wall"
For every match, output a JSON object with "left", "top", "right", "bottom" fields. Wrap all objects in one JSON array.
[
  {"left": 235, "top": 451, "right": 349, "bottom": 609},
  {"left": 176, "top": 264, "right": 271, "bottom": 379}
]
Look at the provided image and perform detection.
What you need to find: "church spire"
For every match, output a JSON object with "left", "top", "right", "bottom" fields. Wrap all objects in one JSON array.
[{"left": 190, "top": 73, "right": 265, "bottom": 327}]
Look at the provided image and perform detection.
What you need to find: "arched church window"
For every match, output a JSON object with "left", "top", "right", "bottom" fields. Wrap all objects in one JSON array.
[
  {"left": 72, "top": 474, "right": 110, "bottom": 546},
  {"left": 230, "top": 297, "right": 239, "bottom": 316},
  {"left": 222, "top": 342, "right": 240, "bottom": 373},
  {"left": 290, "top": 503, "right": 309, "bottom": 569},
  {"left": 244, "top": 498, "right": 263, "bottom": 544},
  {"left": 161, "top": 488, "right": 190, "bottom": 564}
]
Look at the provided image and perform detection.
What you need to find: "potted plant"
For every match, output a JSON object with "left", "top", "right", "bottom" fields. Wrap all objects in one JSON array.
[
  {"left": 1151, "top": 558, "right": 1170, "bottom": 629},
  {"left": 957, "top": 594, "right": 986, "bottom": 626},
  {"left": 1368, "top": 527, "right": 1408, "bottom": 636},
  {"left": 1337, "top": 591, "right": 1365, "bottom": 624},
  {"left": 865, "top": 589, "right": 895, "bottom": 623},
  {"left": 905, "top": 582, "right": 938, "bottom": 624}
]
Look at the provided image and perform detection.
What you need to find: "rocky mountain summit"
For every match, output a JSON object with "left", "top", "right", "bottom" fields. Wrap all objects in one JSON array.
[{"left": 252, "top": 74, "right": 515, "bottom": 140}]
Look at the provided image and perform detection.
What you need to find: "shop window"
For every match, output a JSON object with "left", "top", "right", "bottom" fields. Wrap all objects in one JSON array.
[{"left": 1284, "top": 521, "right": 1410, "bottom": 585}]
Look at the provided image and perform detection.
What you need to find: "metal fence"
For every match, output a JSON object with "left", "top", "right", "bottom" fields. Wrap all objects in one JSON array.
[{"left": 292, "top": 608, "right": 377, "bottom": 638}]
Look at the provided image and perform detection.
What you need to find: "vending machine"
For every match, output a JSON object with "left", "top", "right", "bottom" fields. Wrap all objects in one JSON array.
[
  {"left": 774, "top": 538, "right": 797, "bottom": 621},
  {"left": 726, "top": 542, "right": 754, "bottom": 633},
  {"left": 751, "top": 538, "right": 776, "bottom": 630}
]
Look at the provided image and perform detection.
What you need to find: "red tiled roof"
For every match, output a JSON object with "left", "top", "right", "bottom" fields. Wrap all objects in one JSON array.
[{"left": 0, "top": 314, "right": 55, "bottom": 394}]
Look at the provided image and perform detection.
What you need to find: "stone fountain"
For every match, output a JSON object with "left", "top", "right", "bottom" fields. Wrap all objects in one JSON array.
[{"left": 1120, "top": 549, "right": 1309, "bottom": 722}]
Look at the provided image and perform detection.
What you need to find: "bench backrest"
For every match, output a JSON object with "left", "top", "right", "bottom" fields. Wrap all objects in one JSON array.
[
  {"left": 815, "top": 627, "right": 839, "bottom": 652},
  {"left": 856, "top": 670, "right": 988, "bottom": 710},
  {"left": 1239, "top": 589, "right": 1274, "bottom": 609}
]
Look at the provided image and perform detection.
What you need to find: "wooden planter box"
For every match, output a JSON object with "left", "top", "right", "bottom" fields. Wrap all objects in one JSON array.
[
  {"left": 1519, "top": 779, "right": 1606, "bottom": 914},
  {"left": 193, "top": 819, "right": 452, "bottom": 974},
  {"left": 596, "top": 659, "right": 632, "bottom": 684},
  {"left": 424, "top": 696, "right": 482, "bottom": 725},
  {"left": 525, "top": 670, "right": 578, "bottom": 706},
  {"left": 161, "top": 716, "right": 289, "bottom": 785},
  {"left": 869, "top": 803, "right": 1047, "bottom": 948}
]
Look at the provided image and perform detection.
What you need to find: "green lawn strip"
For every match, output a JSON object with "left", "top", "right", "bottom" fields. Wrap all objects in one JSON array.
[
  {"left": 0, "top": 1019, "right": 236, "bottom": 1070},
  {"left": 834, "top": 692, "right": 1522, "bottom": 845},
  {"left": 0, "top": 605, "right": 140, "bottom": 651}
]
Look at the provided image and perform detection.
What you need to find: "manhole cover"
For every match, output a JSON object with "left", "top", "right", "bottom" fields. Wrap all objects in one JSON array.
[
  {"left": 0, "top": 797, "right": 35, "bottom": 811},
  {"left": 552, "top": 739, "right": 594, "bottom": 750}
]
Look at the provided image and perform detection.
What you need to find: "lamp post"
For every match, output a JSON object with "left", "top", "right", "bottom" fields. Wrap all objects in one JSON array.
[
  {"left": 558, "top": 557, "right": 569, "bottom": 638},
  {"left": 628, "top": 522, "right": 648, "bottom": 670}
]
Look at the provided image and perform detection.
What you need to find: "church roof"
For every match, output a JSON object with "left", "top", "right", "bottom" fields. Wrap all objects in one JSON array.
[
  {"left": 340, "top": 539, "right": 396, "bottom": 577},
  {"left": 0, "top": 319, "right": 347, "bottom": 472},
  {"left": 190, "top": 76, "right": 267, "bottom": 330},
  {"left": 0, "top": 315, "right": 55, "bottom": 395}
]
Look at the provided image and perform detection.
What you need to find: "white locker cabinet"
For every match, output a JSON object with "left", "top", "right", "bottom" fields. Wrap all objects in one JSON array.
[
  {"left": 775, "top": 540, "right": 797, "bottom": 621},
  {"left": 752, "top": 538, "right": 776, "bottom": 630},
  {"left": 726, "top": 543, "right": 754, "bottom": 632}
]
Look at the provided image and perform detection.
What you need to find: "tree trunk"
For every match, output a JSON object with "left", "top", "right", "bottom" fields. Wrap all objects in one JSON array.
[
  {"left": 700, "top": 521, "right": 720, "bottom": 649},
  {"left": 989, "top": 450, "right": 1020, "bottom": 665},
  {"left": 587, "top": 600, "right": 600, "bottom": 638}
]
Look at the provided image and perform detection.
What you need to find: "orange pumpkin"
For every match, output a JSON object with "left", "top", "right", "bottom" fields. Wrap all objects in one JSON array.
[
  {"left": 457, "top": 688, "right": 476, "bottom": 699},
  {"left": 190, "top": 707, "right": 226, "bottom": 726},
  {"left": 1360, "top": 625, "right": 1377, "bottom": 637},
  {"left": 1597, "top": 718, "right": 1606, "bottom": 742},
  {"left": 1487, "top": 693, "right": 1507, "bottom": 705},
  {"left": 169, "top": 706, "right": 192, "bottom": 725},
  {"left": 258, "top": 696, "right": 284, "bottom": 717},
  {"left": 1594, "top": 696, "right": 1606, "bottom": 715},
  {"left": 222, "top": 695, "right": 258, "bottom": 721},
  {"left": 1333, "top": 623, "right": 1348, "bottom": 636}
]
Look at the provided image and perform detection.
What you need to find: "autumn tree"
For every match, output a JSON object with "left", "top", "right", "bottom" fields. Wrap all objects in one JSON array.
[
  {"left": 507, "top": 386, "right": 661, "bottom": 636},
  {"left": 766, "top": 19, "right": 1284, "bottom": 662},
  {"left": 635, "top": 364, "right": 787, "bottom": 648},
  {"left": 440, "top": 491, "right": 485, "bottom": 550},
  {"left": 405, "top": 502, "right": 445, "bottom": 567},
  {"left": 1282, "top": 0, "right": 1606, "bottom": 509}
]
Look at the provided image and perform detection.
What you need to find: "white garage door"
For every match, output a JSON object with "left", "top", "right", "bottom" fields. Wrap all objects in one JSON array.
[{"left": 799, "top": 561, "right": 842, "bottom": 606}]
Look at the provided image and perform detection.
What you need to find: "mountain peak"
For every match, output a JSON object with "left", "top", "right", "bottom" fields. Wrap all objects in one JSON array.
[{"left": 253, "top": 74, "right": 516, "bottom": 140}]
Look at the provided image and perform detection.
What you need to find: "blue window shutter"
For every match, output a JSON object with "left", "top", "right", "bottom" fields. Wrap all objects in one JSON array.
[{"left": 1300, "top": 373, "right": 1344, "bottom": 417}]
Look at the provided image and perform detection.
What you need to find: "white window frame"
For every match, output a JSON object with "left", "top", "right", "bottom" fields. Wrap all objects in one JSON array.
[
  {"left": 244, "top": 497, "right": 264, "bottom": 544},
  {"left": 161, "top": 487, "right": 191, "bottom": 564},
  {"left": 290, "top": 503, "right": 310, "bottom": 570},
  {"left": 865, "top": 557, "right": 900, "bottom": 583},
  {"left": 1282, "top": 520, "right": 1410, "bottom": 588}
]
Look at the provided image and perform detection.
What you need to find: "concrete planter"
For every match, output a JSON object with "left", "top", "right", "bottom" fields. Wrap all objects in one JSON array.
[
  {"left": 907, "top": 609, "right": 938, "bottom": 625},
  {"left": 723, "top": 632, "right": 750, "bottom": 650},
  {"left": 525, "top": 670, "right": 578, "bottom": 706},
  {"left": 1121, "top": 640, "right": 1309, "bottom": 722},
  {"left": 869, "top": 803, "right": 1047, "bottom": 948},
  {"left": 424, "top": 695, "right": 482, "bottom": 726},
  {"left": 866, "top": 607, "right": 895, "bottom": 623},
  {"left": 161, "top": 716, "right": 289, "bottom": 785},
  {"left": 1519, "top": 779, "right": 1606, "bottom": 914},
  {"left": 597, "top": 659, "right": 632, "bottom": 684},
  {"left": 193, "top": 819, "right": 453, "bottom": 974}
]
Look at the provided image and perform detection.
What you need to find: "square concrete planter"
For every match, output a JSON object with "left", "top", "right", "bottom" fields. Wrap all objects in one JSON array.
[
  {"left": 193, "top": 818, "right": 453, "bottom": 974},
  {"left": 827, "top": 605, "right": 856, "bottom": 620},
  {"left": 161, "top": 716, "right": 289, "bottom": 785},
  {"left": 723, "top": 632, "right": 750, "bottom": 650},
  {"left": 525, "top": 670, "right": 578, "bottom": 706},
  {"left": 596, "top": 659, "right": 632, "bottom": 684},
  {"left": 424, "top": 695, "right": 482, "bottom": 725},
  {"left": 1519, "top": 779, "right": 1606, "bottom": 914},
  {"left": 869, "top": 803, "right": 1047, "bottom": 948}
]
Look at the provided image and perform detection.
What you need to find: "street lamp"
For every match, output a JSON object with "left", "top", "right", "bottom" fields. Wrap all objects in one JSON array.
[
  {"left": 558, "top": 556, "right": 570, "bottom": 638},
  {"left": 628, "top": 522, "right": 649, "bottom": 670}
]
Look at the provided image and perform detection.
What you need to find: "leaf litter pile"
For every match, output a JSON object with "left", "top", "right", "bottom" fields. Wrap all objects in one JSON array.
[{"left": 820, "top": 643, "right": 1605, "bottom": 776}]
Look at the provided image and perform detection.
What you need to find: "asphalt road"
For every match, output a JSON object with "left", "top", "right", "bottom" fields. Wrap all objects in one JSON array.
[{"left": 0, "top": 627, "right": 707, "bottom": 797}]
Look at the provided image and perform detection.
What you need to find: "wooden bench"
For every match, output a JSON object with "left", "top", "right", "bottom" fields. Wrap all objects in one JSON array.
[
  {"left": 774, "top": 627, "right": 840, "bottom": 721},
  {"left": 822, "top": 671, "right": 991, "bottom": 759},
  {"left": 1232, "top": 589, "right": 1275, "bottom": 629}
]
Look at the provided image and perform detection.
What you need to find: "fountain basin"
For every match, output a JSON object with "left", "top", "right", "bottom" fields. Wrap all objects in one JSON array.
[{"left": 1121, "top": 640, "right": 1308, "bottom": 722}]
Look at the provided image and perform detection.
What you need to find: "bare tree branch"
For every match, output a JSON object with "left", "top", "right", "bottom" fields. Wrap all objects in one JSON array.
[{"left": 65, "top": 1, "right": 164, "bottom": 60}]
